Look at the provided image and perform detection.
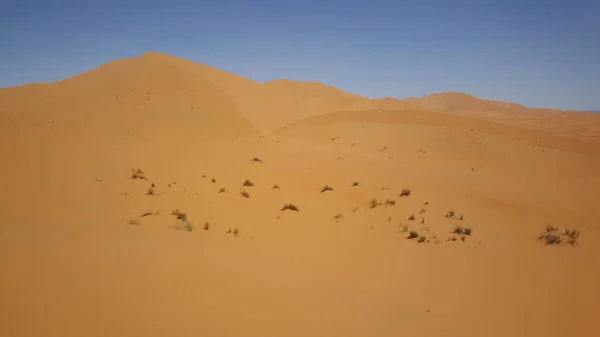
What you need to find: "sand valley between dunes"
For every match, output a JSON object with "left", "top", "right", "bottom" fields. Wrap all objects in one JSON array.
[{"left": 1, "top": 52, "right": 599, "bottom": 337}]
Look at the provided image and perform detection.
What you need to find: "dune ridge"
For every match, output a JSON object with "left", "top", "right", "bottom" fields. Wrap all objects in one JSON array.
[{"left": 1, "top": 51, "right": 599, "bottom": 337}]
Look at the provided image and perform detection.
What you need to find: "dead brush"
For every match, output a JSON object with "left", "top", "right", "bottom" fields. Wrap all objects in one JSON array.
[
  {"left": 385, "top": 199, "right": 396, "bottom": 206},
  {"left": 408, "top": 231, "right": 419, "bottom": 239},
  {"left": 218, "top": 187, "right": 227, "bottom": 193},
  {"left": 242, "top": 179, "right": 255, "bottom": 187},
  {"left": 130, "top": 168, "right": 147, "bottom": 180},
  {"left": 400, "top": 188, "right": 412, "bottom": 197},
  {"left": 320, "top": 185, "right": 334, "bottom": 193},
  {"left": 333, "top": 213, "right": 344, "bottom": 220},
  {"left": 170, "top": 209, "right": 188, "bottom": 221},
  {"left": 239, "top": 190, "right": 250, "bottom": 198},
  {"left": 145, "top": 183, "right": 157, "bottom": 196},
  {"left": 369, "top": 198, "right": 381, "bottom": 209},
  {"left": 140, "top": 210, "right": 159, "bottom": 217},
  {"left": 408, "top": 213, "right": 415, "bottom": 221},
  {"left": 281, "top": 203, "right": 299, "bottom": 212},
  {"left": 251, "top": 157, "right": 264, "bottom": 163}
]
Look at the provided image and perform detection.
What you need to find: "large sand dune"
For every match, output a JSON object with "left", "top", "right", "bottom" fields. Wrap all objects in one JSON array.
[{"left": 1, "top": 52, "right": 599, "bottom": 337}]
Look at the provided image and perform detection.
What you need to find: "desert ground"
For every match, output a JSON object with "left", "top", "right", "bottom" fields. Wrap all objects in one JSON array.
[{"left": 1, "top": 52, "right": 599, "bottom": 337}]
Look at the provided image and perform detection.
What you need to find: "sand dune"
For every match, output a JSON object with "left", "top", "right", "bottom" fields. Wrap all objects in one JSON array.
[{"left": 1, "top": 52, "right": 599, "bottom": 337}]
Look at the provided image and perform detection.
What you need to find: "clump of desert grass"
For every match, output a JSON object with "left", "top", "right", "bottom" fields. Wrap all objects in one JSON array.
[
  {"left": 452, "top": 226, "right": 472, "bottom": 235},
  {"left": 130, "top": 168, "right": 147, "bottom": 180},
  {"left": 251, "top": 157, "right": 264, "bottom": 163},
  {"left": 407, "top": 230, "right": 419, "bottom": 239},
  {"left": 174, "top": 220, "right": 195, "bottom": 232},
  {"left": 538, "top": 225, "right": 580, "bottom": 246},
  {"left": 211, "top": 178, "right": 216, "bottom": 183},
  {"left": 218, "top": 187, "right": 227, "bottom": 193},
  {"left": 281, "top": 203, "right": 299, "bottom": 212},
  {"left": 333, "top": 213, "right": 344, "bottom": 220},
  {"left": 385, "top": 199, "right": 396, "bottom": 206},
  {"left": 445, "top": 209, "right": 455, "bottom": 218},
  {"left": 320, "top": 185, "right": 334, "bottom": 193},
  {"left": 408, "top": 213, "right": 415, "bottom": 221},
  {"left": 352, "top": 181, "right": 359, "bottom": 187},
  {"left": 369, "top": 198, "right": 382, "bottom": 209},
  {"left": 170, "top": 209, "right": 188, "bottom": 221},
  {"left": 400, "top": 188, "right": 412, "bottom": 197},
  {"left": 203, "top": 222, "right": 210, "bottom": 231},
  {"left": 239, "top": 190, "right": 250, "bottom": 198},
  {"left": 242, "top": 179, "right": 255, "bottom": 187},
  {"left": 272, "top": 184, "right": 280, "bottom": 190},
  {"left": 418, "top": 235, "right": 427, "bottom": 243}
]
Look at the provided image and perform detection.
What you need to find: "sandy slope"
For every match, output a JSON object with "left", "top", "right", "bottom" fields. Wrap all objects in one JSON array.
[{"left": 1, "top": 53, "right": 600, "bottom": 337}]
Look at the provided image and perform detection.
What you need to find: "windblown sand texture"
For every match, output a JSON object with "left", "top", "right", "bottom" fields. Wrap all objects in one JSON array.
[{"left": 1, "top": 52, "right": 599, "bottom": 337}]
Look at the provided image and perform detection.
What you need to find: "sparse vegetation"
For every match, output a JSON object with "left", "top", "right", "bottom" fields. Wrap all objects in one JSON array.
[
  {"left": 418, "top": 236, "right": 427, "bottom": 243},
  {"left": 459, "top": 215, "right": 464, "bottom": 220},
  {"left": 239, "top": 190, "right": 250, "bottom": 198},
  {"left": 538, "top": 225, "right": 580, "bottom": 246},
  {"left": 445, "top": 209, "right": 455, "bottom": 218},
  {"left": 233, "top": 228, "right": 239, "bottom": 237},
  {"left": 333, "top": 213, "right": 344, "bottom": 220},
  {"left": 140, "top": 210, "right": 159, "bottom": 217},
  {"left": 385, "top": 199, "right": 396, "bottom": 206},
  {"left": 408, "top": 231, "right": 419, "bottom": 239},
  {"left": 281, "top": 203, "right": 299, "bottom": 211},
  {"left": 130, "top": 168, "right": 147, "bottom": 180},
  {"left": 421, "top": 217, "right": 425, "bottom": 224},
  {"left": 463, "top": 227, "right": 472, "bottom": 235},
  {"left": 243, "top": 179, "right": 254, "bottom": 187},
  {"left": 400, "top": 188, "right": 412, "bottom": 197},
  {"left": 401, "top": 225, "right": 409, "bottom": 232},
  {"left": 321, "top": 185, "right": 334, "bottom": 193},
  {"left": 173, "top": 221, "right": 194, "bottom": 232},
  {"left": 170, "top": 209, "right": 188, "bottom": 221},
  {"left": 272, "top": 184, "right": 280, "bottom": 189},
  {"left": 203, "top": 222, "right": 210, "bottom": 231},
  {"left": 251, "top": 157, "right": 264, "bottom": 163},
  {"left": 145, "top": 183, "right": 157, "bottom": 196},
  {"left": 352, "top": 207, "right": 359, "bottom": 212},
  {"left": 218, "top": 188, "right": 227, "bottom": 193},
  {"left": 408, "top": 213, "right": 415, "bottom": 221},
  {"left": 127, "top": 219, "right": 140, "bottom": 226},
  {"left": 380, "top": 146, "right": 388, "bottom": 152},
  {"left": 369, "top": 198, "right": 381, "bottom": 209},
  {"left": 211, "top": 178, "right": 216, "bottom": 183},
  {"left": 352, "top": 181, "right": 359, "bottom": 186},
  {"left": 419, "top": 208, "right": 427, "bottom": 214}
]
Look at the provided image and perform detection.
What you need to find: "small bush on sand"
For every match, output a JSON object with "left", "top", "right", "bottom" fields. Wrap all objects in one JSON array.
[
  {"left": 400, "top": 188, "right": 412, "bottom": 197},
  {"left": 352, "top": 181, "right": 360, "bottom": 186},
  {"left": 408, "top": 213, "right": 415, "bottom": 221},
  {"left": 421, "top": 217, "right": 425, "bottom": 224},
  {"left": 400, "top": 225, "right": 409, "bottom": 232},
  {"left": 170, "top": 209, "right": 188, "bottom": 221},
  {"left": 173, "top": 220, "right": 194, "bottom": 232},
  {"left": 203, "top": 222, "right": 210, "bottom": 230},
  {"left": 145, "top": 183, "right": 157, "bottom": 196},
  {"left": 281, "top": 203, "right": 299, "bottom": 211},
  {"left": 239, "top": 191, "right": 250, "bottom": 198},
  {"left": 418, "top": 235, "right": 427, "bottom": 243},
  {"left": 385, "top": 199, "right": 396, "bottom": 206},
  {"left": 127, "top": 219, "right": 140, "bottom": 226},
  {"left": 463, "top": 227, "right": 472, "bottom": 235},
  {"left": 445, "top": 209, "right": 455, "bottom": 218},
  {"left": 243, "top": 179, "right": 255, "bottom": 187},
  {"left": 333, "top": 213, "right": 344, "bottom": 220},
  {"left": 251, "top": 157, "right": 263, "bottom": 163},
  {"left": 408, "top": 231, "right": 419, "bottom": 239},
  {"left": 233, "top": 228, "right": 239, "bottom": 237},
  {"left": 130, "top": 168, "right": 147, "bottom": 180},
  {"left": 211, "top": 178, "right": 216, "bottom": 183},
  {"left": 369, "top": 198, "right": 381, "bottom": 209},
  {"left": 452, "top": 226, "right": 465, "bottom": 235},
  {"left": 321, "top": 185, "right": 334, "bottom": 193},
  {"left": 272, "top": 184, "right": 280, "bottom": 190},
  {"left": 218, "top": 188, "right": 227, "bottom": 193}
]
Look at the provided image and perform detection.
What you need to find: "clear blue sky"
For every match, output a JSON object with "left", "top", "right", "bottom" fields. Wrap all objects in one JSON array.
[{"left": 1, "top": 0, "right": 598, "bottom": 110}]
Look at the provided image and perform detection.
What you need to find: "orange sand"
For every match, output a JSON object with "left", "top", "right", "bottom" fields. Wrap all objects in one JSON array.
[{"left": 1, "top": 52, "right": 599, "bottom": 337}]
